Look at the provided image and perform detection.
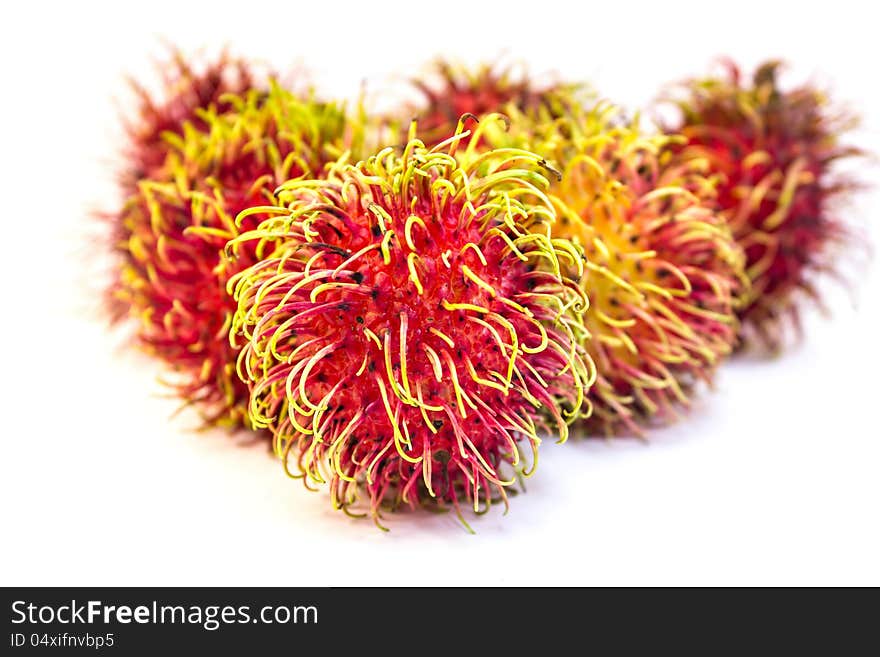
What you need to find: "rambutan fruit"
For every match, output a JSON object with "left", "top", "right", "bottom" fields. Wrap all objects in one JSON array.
[
  {"left": 225, "top": 131, "right": 593, "bottom": 524},
  {"left": 665, "top": 60, "right": 861, "bottom": 349},
  {"left": 114, "top": 83, "right": 364, "bottom": 428},
  {"left": 476, "top": 105, "right": 746, "bottom": 435},
  {"left": 402, "top": 59, "right": 575, "bottom": 147}
]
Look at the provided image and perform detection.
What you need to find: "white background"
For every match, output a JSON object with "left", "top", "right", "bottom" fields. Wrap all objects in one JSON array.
[{"left": 1, "top": 0, "right": 877, "bottom": 586}]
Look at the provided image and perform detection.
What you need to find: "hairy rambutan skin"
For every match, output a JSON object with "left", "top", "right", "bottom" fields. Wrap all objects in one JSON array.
[
  {"left": 115, "top": 85, "right": 363, "bottom": 428},
  {"left": 122, "top": 49, "right": 262, "bottom": 192},
  {"left": 666, "top": 61, "right": 861, "bottom": 349},
  {"left": 403, "top": 59, "right": 578, "bottom": 148},
  {"left": 104, "top": 50, "right": 265, "bottom": 324},
  {"left": 225, "top": 135, "right": 594, "bottom": 523},
  {"left": 477, "top": 105, "right": 746, "bottom": 435}
]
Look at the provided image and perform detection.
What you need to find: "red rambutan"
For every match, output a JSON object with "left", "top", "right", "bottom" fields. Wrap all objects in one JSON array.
[
  {"left": 477, "top": 105, "right": 746, "bottom": 434},
  {"left": 225, "top": 131, "right": 593, "bottom": 524},
  {"left": 114, "top": 84, "right": 364, "bottom": 428},
  {"left": 665, "top": 60, "right": 861, "bottom": 349}
]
